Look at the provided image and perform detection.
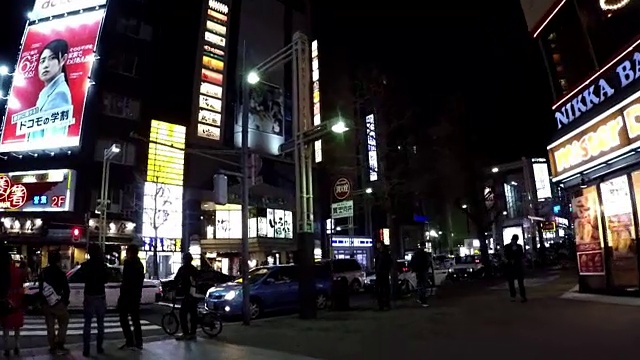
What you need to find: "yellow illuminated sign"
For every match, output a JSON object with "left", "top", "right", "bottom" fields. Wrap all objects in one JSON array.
[{"left": 146, "top": 120, "right": 186, "bottom": 186}]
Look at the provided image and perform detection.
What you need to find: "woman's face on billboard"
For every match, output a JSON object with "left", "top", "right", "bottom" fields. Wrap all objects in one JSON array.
[{"left": 38, "top": 49, "right": 66, "bottom": 84}]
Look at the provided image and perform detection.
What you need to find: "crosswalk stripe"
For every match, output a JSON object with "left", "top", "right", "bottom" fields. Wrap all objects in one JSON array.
[
  {"left": 19, "top": 325, "right": 162, "bottom": 337},
  {"left": 18, "top": 316, "right": 162, "bottom": 337}
]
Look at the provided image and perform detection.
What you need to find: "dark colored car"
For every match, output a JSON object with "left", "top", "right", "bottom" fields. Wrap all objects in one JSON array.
[{"left": 161, "top": 268, "right": 233, "bottom": 300}]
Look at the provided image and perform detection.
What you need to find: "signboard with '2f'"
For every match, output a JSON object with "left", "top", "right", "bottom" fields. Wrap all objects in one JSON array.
[{"left": 331, "top": 200, "right": 353, "bottom": 218}]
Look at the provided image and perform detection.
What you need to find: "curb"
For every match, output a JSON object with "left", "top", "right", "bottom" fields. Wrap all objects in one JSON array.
[{"left": 19, "top": 335, "right": 171, "bottom": 357}]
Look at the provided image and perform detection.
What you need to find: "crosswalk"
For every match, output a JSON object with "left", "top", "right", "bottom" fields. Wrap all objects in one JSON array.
[{"left": 21, "top": 315, "right": 162, "bottom": 337}]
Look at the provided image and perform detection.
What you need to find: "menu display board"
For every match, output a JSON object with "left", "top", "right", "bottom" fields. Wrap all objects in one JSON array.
[{"left": 572, "top": 186, "right": 606, "bottom": 275}]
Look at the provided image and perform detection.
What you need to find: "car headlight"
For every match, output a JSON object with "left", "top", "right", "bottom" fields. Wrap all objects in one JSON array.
[
  {"left": 448, "top": 268, "right": 453, "bottom": 273},
  {"left": 224, "top": 290, "right": 237, "bottom": 300}
]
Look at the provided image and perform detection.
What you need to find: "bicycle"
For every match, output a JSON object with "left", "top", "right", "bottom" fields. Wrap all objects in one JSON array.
[{"left": 161, "top": 296, "right": 223, "bottom": 338}]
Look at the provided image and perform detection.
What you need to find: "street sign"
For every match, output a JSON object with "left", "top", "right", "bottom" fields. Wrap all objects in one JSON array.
[
  {"left": 331, "top": 200, "right": 353, "bottom": 218},
  {"left": 333, "top": 177, "right": 351, "bottom": 200}
]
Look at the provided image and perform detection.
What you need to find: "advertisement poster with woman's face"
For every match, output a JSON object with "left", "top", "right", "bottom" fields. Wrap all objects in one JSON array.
[
  {"left": 572, "top": 186, "right": 605, "bottom": 275},
  {"left": 603, "top": 174, "right": 639, "bottom": 287},
  {"left": 0, "top": 11, "right": 105, "bottom": 153}
]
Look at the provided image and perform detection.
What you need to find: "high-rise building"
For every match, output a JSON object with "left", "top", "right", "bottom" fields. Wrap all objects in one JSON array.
[
  {"left": 0, "top": 0, "right": 154, "bottom": 272},
  {"left": 524, "top": 0, "right": 640, "bottom": 294},
  {"left": 151, "top": 0, "right": 311, "bottom": 275}
]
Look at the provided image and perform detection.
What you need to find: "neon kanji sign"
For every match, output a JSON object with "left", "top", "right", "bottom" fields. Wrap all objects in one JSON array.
[{"left": 0, "top": 175, "right": 28, "bottom": 210}]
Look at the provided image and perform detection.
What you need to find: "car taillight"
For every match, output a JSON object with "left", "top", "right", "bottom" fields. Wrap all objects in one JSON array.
[
  {"left": 475, "top": 260, "right": 480, "bottom": 264},
  {"left": 157, "top": 286, "right": 162, "bottom": 294},
  {"left": 402, "top": 267, "right": 408, "bottom": 272}
]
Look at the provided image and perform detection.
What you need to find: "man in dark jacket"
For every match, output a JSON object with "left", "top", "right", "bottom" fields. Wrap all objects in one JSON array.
[
  {"left": 39, "top": 251, "right": 70, "bottom": 355},
  {"left": 174, "top": 252, "right": 201, "bottom": 340},
  {"left": 81, "top": 244, "right": 110, "bottom": 356},
  {"left": 504, "top": 234, "right": 527, "bottom": 303},
  {"left": 118, "top": 244, "right": 145, "bottom": 350},
  {"left": 409, "top": 241, "right": 432, "bottom": 307},
  {"left": 374, "top": 242, "right": 392, "bottom": 311}
]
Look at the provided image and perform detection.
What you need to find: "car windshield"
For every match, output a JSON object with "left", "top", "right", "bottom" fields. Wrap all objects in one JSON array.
[{"left": 234, "top": 267, "right": 270, "bottom": 284}]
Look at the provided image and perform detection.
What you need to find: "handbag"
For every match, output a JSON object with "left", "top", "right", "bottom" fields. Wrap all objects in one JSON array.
[{"left": 0, "top": 298, "right": 15, "bottom": 316}]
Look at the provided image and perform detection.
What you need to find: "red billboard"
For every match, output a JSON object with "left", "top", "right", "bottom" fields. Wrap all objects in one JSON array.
[
  {"left": 0, "top": 169, "right": 76, "bottom": 212},
  {"left": 0, "top": 10, "right": 105, "bottom": 153}
]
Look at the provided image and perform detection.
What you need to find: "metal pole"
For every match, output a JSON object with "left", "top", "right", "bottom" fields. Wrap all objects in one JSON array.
[
  {"left": 102, "top": 159, "right": 112, "bottom": 252},
  {"left": 240, "top": 41, "right": 251, "bottom": 326},
  {"left": 98, "top": 151, "right": 108, "bottom": 251}
]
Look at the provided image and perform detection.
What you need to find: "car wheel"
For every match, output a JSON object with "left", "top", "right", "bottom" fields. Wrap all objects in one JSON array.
[
  {"left": 316, "top": 292, "right": 328, "bottom": 310},
  {"left": 249, "top": 298, "right": 262, "bottom": 320},
  {"left": 350, "top": 279, "right": 362, "bottom": 293}
]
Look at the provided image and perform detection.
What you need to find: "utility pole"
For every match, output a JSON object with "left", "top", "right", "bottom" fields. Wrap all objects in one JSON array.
[{"left": 240, "top": 42, "right": 251, "bottom": 326}]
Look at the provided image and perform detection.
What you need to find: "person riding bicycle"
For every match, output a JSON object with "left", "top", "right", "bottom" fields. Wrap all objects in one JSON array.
[
  {"left": 409, "top": 242, "right": 432, "bottom": 307},
  {"left": 174, "top": 252, "right": 202, "bottom": 341}
]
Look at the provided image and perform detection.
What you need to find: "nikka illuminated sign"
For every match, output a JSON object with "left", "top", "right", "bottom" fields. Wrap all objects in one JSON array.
[
  {"left": 548, "top": 90, "right": 640, "bottom": 179},
  {"left": 554, "top": 44, "right": 640, "bottom": 129}
]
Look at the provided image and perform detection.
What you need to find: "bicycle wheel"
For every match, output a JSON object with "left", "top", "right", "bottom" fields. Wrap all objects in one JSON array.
[
  {"left": 200, "top": 313, "right": 223, "bottom": 338},
  {"left": 161, "top": 312, "right": 180, "bottom": 336}
]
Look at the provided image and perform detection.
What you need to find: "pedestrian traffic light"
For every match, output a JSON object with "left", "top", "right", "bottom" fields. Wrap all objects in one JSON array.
[{"left": 72, "top": 227, "right": 81, "bottom": 241}]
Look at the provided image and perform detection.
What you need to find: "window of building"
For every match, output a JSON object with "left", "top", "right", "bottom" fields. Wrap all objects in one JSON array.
[
  {"left": 102, "top": 92, "right": 141, "bottom": 120},
  {"left": 107, "top": 52, "right": 139, "bottom": 77},
  {"left": 539, "top": 2, "right": 597, "bottom": 98},
  {"left": 115, "top": 17, "right": 153, "bottom": 41},
  {"left": 576, "top": 0, "right": 640, "bottom": 67}
]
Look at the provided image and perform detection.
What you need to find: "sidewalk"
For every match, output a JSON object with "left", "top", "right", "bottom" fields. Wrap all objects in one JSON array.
[
  {"left": 215, "top": 271, "right": 640, "bottom": 360},
  {"left": 27, "top": 338, "right": 319, "bottom": 360}
]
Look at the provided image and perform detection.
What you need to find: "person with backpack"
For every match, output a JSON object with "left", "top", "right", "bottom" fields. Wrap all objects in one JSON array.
[
  {"left": 81, "top": 244, "right": 109, "bottom": 357},
  {"left": 39, "top": 251, "right": 70, "bottom": 355},
  {"left": 409, "top": 242, "right": 432, "bottom": 307}
]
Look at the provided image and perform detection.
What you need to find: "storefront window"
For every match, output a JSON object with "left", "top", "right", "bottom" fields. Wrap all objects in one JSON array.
[
  {"left": 600, "top": 175, "right": 639, "bottom": 288},
  {"left": 572, "top": 186, "right": 605, "bottom": 275}
]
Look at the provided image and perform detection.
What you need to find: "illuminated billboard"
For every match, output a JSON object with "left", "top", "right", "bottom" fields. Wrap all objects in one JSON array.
[
  {"left": 0, "top": 169, "right": 76, "bottom": 212},
  {"left": 196, "top": 0, "right": 229, "bottom": 141},
  {"left": 146, "top": 120, "right": 186, "bottom": 187},
  {"left": 142, "top": 182, "right": 183, "bottom": 239},
  {"left": 312, "top": 40, "right": 322, "bottom": 163},
  {"left": 366, "top": 114, "right": 379, "bottom": 181},
  {"left": 0, "top": 10, "right": 105, "bottom": 153},
  {"left": 30, "top": 0, "right": 107, "bottom": 20}
]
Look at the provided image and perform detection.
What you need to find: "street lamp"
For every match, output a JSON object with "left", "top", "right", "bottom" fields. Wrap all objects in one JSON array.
[
  {"left": 247, "top": 71, "right": 260, "bottom": 85},
  {"left": 365, "top": 187, "right": 373, "bottom": 194},
  {"left": 98, "top": 143, "right": 121, "bottom": 250},
  {"left": 491, "top": 167, "right": 499, "bottom": 173},
  {"left": 0, "top": 66, "right": 8, "bottom": 76},
  {"left": 461, "top": 204, "right": 468, "bottom": 209},
  {"left": 331, "top": 120, "right": 348, "bottom": 133}
]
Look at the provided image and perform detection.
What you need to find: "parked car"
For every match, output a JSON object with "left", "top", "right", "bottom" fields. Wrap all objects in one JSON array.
[
  {"left": 24, "top": 264, "right": 161, "bottom": 311},
  {"left": 316, "top": 258, "right": 366, "bottom": 292},
  {"left": 204, "top": 264, "right": 332, "bottom": 320},
  {"left": 160, "top": 268, "right": 233, "bottom": 300}
]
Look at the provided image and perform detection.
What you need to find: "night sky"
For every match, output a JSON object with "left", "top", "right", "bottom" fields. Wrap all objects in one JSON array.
[{"left": 0, "top": 0, "right": 556, "bottom": 163}]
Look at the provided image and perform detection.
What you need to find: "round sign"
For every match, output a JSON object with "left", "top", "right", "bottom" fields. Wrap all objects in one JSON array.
[{"left": 333, "top": 177, "right": 351, "bottom": 200}]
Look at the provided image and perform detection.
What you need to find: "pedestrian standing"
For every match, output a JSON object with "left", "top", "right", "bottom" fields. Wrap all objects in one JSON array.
[
  {"left": 39, "top": 251, "right": 70, "bottom": 355},
  {"left": 118, "top": 244, "right": 145, "bottom": 350},
  {"left": 374, "top": 242, "right": 392, "bottom": 311},
  {"left": 1, "top": 251, "right": 27, "bottom": 356},
  {"left": 409, "top": 241, "right": 432, "bottom": 307},
  {"left": 504, "top": 234, "right": 527, "bottom": 303},
  {"left": 81, "top": 244, "right": 109, "bottom": 357},
  {"left": 174, "top": 252, "right": 201, "bottom": 340}
]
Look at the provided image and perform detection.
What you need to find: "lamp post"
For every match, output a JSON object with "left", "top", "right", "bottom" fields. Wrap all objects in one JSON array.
[
  {"left": 98, "top": 143, "right": 121, "bottom": 250},
  {"left": 247, "top": 32, "right": 349, "bottom": 320}
]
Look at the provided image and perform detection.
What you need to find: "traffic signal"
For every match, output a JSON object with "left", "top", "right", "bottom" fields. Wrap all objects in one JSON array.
[{"left": 72, "top": 227, "right": 81, "bottom": 241}]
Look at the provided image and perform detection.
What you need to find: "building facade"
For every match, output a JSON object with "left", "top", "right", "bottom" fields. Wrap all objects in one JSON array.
[
  {"left": 523, "top": 0, "right": 640, "bottom": 294},
  {"left": 0, "top": 0, "right": 153, "bottom": 273}
]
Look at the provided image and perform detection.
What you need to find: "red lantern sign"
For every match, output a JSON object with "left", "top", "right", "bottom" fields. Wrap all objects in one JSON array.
[{"left": 0, "top": 176, "right": 28, "bottom": 210}]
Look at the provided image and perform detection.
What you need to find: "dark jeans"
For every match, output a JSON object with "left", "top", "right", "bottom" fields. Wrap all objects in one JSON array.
[
  {"left": 83, "top": 295, "right": 106, "bottom": 352},
  {"left": 416, "top": 273, "right": 429, "bottom": 304},
  {"left": 179, "top": 296, "right": 199, "bottom": 335},
  {"left": 507, "top": 271, "right": 527, "bottom": 299},
  {"left": 42, "top": 302, "right": 69, "bottom": 349},
  {"left": 375, "top": 273, "right": 390, "bottom": 310},
  {"left": 118, "top": 298, "right": 142, "bottom": 347}
]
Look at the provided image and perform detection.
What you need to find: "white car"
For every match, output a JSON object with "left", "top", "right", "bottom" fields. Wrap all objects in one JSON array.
[
  {"left": 364, "top": 261, "right": 448, "bottom": 292},
  {"left": 24, "top": 265, "right": 161, "bottom": 310}
]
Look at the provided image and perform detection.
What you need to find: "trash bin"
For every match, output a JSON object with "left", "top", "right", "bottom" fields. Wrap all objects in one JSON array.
[{"left": 331, "top": 277, "right": 350, "bottom": 311}]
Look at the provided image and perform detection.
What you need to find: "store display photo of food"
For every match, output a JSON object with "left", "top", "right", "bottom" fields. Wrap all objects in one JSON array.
[{"left": 572, "top": 186, "right": 606, "bottom": 275}]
